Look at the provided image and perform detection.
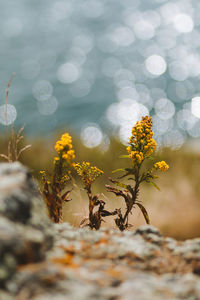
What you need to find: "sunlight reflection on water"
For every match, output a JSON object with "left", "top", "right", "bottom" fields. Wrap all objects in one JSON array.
[{"left": 1, "top": 0, "right": 200, "bottom": 150}]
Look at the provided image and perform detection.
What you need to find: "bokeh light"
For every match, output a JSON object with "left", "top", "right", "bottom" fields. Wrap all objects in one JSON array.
[
  {"left": 163, "top": 130, "right": 185, "bottom": 149},
  {"left": 177, "top": 109, "right": 197, "bottom": 131},
  {"left": 145, "top": 55, "right": 167, "bottom": 76},
  {"left": 37, "top": 96, "right": 58, "bottom": 115},
  {"left": 173, "top": 13, "right": 194, "bottom": 33},
  {"left": 191, "top": 97, "right": 200, "bottom": 119},
  {"left": 73, "top": 34, "right": 94, "bottom": 54},
  {"left": 154, "top": 98, "right": 175, "bottom": 120},
  {"left": 1, "top": 0, "right": 200, "bottom": 150},
  {"left": 168, "top": 61, "right": 188, "bottom": 81},
  {"left": 32, "top": 80, "right": 53, "bottom": 101},
  {"left": 81, "top": 125, "right": 103, "bottom": 148},
  {"left": 134, "top": 19, "right": 155, "bottom": 40},
  {"left": 111, "top": 26, "right": 135, "bottom": 47},
  {"left": 57, "top": 63, "right": 80, "bottom": 84},
  {"left": 0, "top": 104, "right": 17, "bottom": 125}
]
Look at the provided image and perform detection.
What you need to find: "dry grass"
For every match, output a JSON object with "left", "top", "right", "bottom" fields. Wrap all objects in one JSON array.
[{"left": 0, "top": 75, "right": 31, "bottom": 162}]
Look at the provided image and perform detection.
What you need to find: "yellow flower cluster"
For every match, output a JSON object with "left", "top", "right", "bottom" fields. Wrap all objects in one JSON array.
[
  {"left": 128, "top": 150, "right": 144, "bottom": 164},
  {"left": 127, "top": 116, "right": 157, "bottom": 164},
  {"left": 154, "top": 161, "right": 169, "bottom": 172},
  {"left": 54, "top": 133, "right": 75, "bottom": 164},
  {"left": 74, "top": 161, "right": 103, "bottom": 188}
]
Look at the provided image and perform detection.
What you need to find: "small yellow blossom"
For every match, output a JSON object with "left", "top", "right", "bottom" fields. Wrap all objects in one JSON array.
[
  {"left": 74, "top": 161, "right": 103, "bottom": 188},
  {"left": 126, "top": 146, "right": 131, "bottom": 153},
  {"left": 62, "top": 149, "right": 75, "bottom": 162},
  {"left": 54, "top": 157, "right": 60, "bottom": 163},
  {"left": 154, "top": 161, "right": 169, "bottom": 172}
]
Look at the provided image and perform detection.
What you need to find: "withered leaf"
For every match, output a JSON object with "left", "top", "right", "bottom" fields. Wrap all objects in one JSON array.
[
  {"left": 135, "top": 202, "right": 150, "bottom": 224},
  {"left": 61, "top": 189, "right": 72, "bottom": 203}
]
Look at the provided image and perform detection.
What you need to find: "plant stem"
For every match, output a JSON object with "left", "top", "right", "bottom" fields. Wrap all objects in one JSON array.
[{"left": 123, "top": 164, "right": 140, "bottom": 225}]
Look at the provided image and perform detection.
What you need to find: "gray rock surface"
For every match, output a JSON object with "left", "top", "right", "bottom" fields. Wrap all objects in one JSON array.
[
  {"left": 0, "top": 162, "right": 51, "bottom": 228},
  {"left": 0, "top": 162, "right": 200, "bottom": 299},
  {"left": 0, "top": 163, "right": 53, "bottom": 287}
]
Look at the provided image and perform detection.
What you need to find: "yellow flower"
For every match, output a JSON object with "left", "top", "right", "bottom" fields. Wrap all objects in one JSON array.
[
  {"left": 74, "top": 161, "right": 103, "bottom": 188},
  {"left": 154, "top": 161, "right": 169, "bottom": 172},
  {"left": 54, "top": 157, "right": 60, "bottom": 164},
  {"left": 126, "top": 146, "right": 131, "bottom": 153},
  {"left": 129, "top": 151, "right": 144, "bottom": 164},
  {"left": 127, "top": 116, "right": 157, "bottom": 163},
  {"left": 62, "top": 150, "right": 75, "bottom": 162},
  {"left": 54, "top": 132, "right": 75, "bottom": 164}
]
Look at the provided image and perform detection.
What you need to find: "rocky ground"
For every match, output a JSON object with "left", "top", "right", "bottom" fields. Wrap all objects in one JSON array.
[{"left": 0, "top": 162, "right": 200, "bottom": 300}]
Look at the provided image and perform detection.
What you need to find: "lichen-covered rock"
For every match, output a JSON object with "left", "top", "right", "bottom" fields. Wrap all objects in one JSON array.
[
  {"left": 2, "top": 221, "right": 200, "bottom": 299},
  {"left": 174, "top": 238, "right": 200, "bottom": 260},
  {"left": 5, "top": 223, "right": 198, "bottom": 300},
  {"left": 118, "top": 272, "right": 200, "bottom": 300},
  {"left": 0, "top": 162, "right": 51, "bottom": 228},
  {"left": 134, "top": 225, "right": 162, "bottom": 237},
  {"left": 0, "top": 162, "right": 53, "bottom": 286}
]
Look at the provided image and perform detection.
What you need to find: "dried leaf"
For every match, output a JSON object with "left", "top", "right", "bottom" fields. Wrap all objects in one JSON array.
[
  {"left": 135, "top": 202, "right": 150, "bottom": 224},
  {"left": 112, "top": 168, "right": 126, "bottom": 174},
  {"left": 61, "top": 189, "right": 72, "bottom": 203},
  {"left": 105, "top": 184, "right": 124, "bottom": 196},
  {"left": 17, "top": 125, "right": 25, "bottom": 138},
  {"left": 17, "top": 145, "right": 32, "bottom": 159},
  {"left": 80, "top": 217, "right": 89, "bottom": 227},
  {"left": 4, "top": 74, "right": 15, "bottom": 126},
  {"left": 101, "top": 210, "right": 114, "bottom": 217},
  {"left": 117, "top": 168, "right": 136, "bottom": 179},
  {"left": 16, "top": 135, "right": 23, "bottom": 144},
  {"left": 148, "top": 181, "right": 160, "bottom": 191},
  {"left": 0, "top": 154, "right": 9, "bottom": 161},
  {"left": 108, "top": 177, "right": 129, "bottom": 189}
]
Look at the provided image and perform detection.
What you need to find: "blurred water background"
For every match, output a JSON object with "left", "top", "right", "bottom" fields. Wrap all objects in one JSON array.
[{"left": 1, "top": 0, "right": 200, "bottom": 150}]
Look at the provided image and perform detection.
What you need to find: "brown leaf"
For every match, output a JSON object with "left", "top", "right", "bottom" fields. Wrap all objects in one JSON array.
[
  {"left": 135, "top": 202, "right": 150, "bottom": 224},
  {"left": 0, "top": 154, "right": 9, "bottom": 161},
  {"left": 17, "top": 145, "right": 32, "bottom": 159},
  {"left": 61, "top": 189, "right": 72, "bottom": 203}
]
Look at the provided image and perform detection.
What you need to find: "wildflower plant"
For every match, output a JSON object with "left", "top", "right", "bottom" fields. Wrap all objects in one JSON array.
[
  {"left": 106, "top": 116, "right": 169, "bottom": 231},
  {"left": 74, "top": 161, "right": 113, "bottom": 230},
  {"left": 40, "top": 133, "right": 75, "bottom": 223}
]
